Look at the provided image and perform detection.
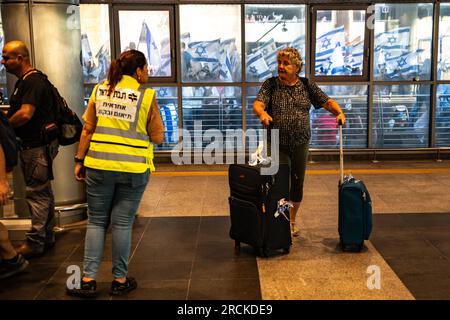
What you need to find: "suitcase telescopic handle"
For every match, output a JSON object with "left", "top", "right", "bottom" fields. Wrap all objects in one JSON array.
[{"left": 339, "top": 124, "right": 344, "bottom": 185}]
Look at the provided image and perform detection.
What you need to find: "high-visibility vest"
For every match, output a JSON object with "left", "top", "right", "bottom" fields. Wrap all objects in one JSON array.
[{"left": 84, "top": 75, "right": 155, "bottom": 173}]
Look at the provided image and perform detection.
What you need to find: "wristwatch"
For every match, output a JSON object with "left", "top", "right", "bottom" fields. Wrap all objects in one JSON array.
[{"left": 74, "top": 156, "right": 84, "bottom": 163}]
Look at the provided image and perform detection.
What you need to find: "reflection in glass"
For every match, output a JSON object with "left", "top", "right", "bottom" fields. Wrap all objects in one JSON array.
[
  {"left": 245, "top": 5, "right": 306, "bottom": 82},
  {"left": 118, "top": 10, "right": 171, "bottom": 77},
  {"left": 436, "top": 85, "right": 450, "bottom": 146},
  {"left": 315, "top": 10, "right": 365, "bottom": 76},
  {"left": 373, "top": 85, "right": 430, "bottom": 148},
  {"left": 312, "top": 86, "right": 368, "bottom": 148},
  {"left": 374, "top": 4, "right": 433, "bottom": 81},
  {"left": 182, "top": 86, "right": 242, "bottom": 151},
  {"left": 80, "top": 4, "right": 111, "bottom": 84},
  {"left": 154, "top": 87, "right": 178, "bottom": 150},
  {"left": 438, "top": 4, "right": 450, "bottom": 80},
  {"left": 180, "top": 5, "right": 241, "bottom": 83}
]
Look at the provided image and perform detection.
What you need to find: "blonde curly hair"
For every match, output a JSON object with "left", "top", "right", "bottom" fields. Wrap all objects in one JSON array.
[{"left": 277, "top": 47, "right": 303, "bottom": 74}]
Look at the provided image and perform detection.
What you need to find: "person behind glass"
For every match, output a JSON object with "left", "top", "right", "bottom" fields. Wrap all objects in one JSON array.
[
  {"left": 253, "top": 47, "right": 346, "bottom": 237},
  {"left": 67, "top": 50, "right": 164, "bottom": 298}
]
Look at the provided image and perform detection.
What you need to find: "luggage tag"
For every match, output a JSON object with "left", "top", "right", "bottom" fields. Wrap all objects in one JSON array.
[
  {"left": 274, "top": 198, "right": 293, "bottom": 221},
  {"left": 248, "top": 141, "right": 272, "bottom": 166}
]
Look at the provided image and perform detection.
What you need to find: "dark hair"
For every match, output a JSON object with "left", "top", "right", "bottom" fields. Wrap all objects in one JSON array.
[{"left": 107, "top": 49, "right": 147, "bottom": 96}]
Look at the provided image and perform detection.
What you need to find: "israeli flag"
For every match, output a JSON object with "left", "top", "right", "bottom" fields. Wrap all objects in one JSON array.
[
  {"left": 385, "top": 49, "right": 424, "bottom": 78},
  {"left": 219, "top": 50, "right": 233, "bottom": 82},
  {"left": 344, "top": 37, "right": 363, "bottom": 72},
  {"left": 138, "top": 22, "right": 161, "bottom": 75},
  {"left": 329, "top": 43, "right": 346, "bottom": 75},
  {"left": 221, "top": 38, "right": 240, "bottom": 80},
  {"left": 81, "top": 33, "right": 94, "bottom": 78},
  {"left": 290, "top": 35, "right": 306, "bottom": 57},
  {"left": 375, "top": 27, "right": 410, "bottom": 52},
  {"left": 187, "top": 39, "right": 221, "bottom": 79},
  {"left": 158, "top": 37, "right": 171, "bottom": 76},
  {"left": 253, "top": 38, "right": 278, "bottom": 73},
  {"left": 93, "top": 44, "right": 110, "bottom": 82},
  {"left": 315, "top": 25, "right": 346, "bottom": 75},
  {"left": 160, "top": 102, "right": 178, "bottom": 144},
  {"left": 247, "top": 51, "right": 272, "bottom": 81}
]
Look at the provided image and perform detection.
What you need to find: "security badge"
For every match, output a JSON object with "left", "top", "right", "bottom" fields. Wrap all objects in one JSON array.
[{"left": 95, "top": 85, "right": 141, "bottom": 123}]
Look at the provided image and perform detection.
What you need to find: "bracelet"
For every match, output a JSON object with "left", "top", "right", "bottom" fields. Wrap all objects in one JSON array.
[{"left": 74, "top": 156, "right": 84, "bottom": 163}]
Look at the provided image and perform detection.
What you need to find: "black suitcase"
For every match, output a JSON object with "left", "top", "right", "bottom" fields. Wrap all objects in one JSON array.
[
  {"left": 228, "top": 163, "right": 292, "bottom": 257},
  {"left": 338, "top": 125, "right": 373, "bottom": 252}
]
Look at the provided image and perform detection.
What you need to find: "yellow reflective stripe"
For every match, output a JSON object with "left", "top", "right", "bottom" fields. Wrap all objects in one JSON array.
[
  {"left": 94, "top": 126, "right": 149, "bottom": 141},
  {"left": 89, "top": 141, "right": 149, "bottom": 157},
  {"left": 91, "top": 133, "right": 149, "bottom": 147},
  {"left": 84, "top": 157, "right": 149, "bottom": 173},
  {"left": 137, "top": 88, "right": 154, "bottom": 134},
  {"left": 87, "top": 150, "right": 147, "bottom": 163}
]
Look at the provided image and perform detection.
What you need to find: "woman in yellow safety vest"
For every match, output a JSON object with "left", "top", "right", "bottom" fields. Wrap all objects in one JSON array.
[{"left": 68, "top": 50, "right": 164, "bottom": 298}]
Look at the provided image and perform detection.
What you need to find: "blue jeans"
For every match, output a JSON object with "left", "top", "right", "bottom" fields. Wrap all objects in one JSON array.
[{"left": 83, "top": 168, "right": 149, "bottom": 279}]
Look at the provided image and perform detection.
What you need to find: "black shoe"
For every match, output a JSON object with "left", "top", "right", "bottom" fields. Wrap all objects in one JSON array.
[
  {"left": 17, "top": 242, "right": 44, "bottom": 259},
  {"left": 110, "top": 277, "right": 137, "bottom": 296},
  {"left": 45, "top": 233, "right": 56, "bottom": 250},
  {"left": 0, "top": 254, "right": 29, "bottom": 279},
  {"left": 66, "top": 278, "right": 98, "bottom": 298}
]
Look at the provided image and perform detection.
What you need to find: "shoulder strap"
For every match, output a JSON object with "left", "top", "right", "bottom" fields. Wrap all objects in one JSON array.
[
  {"left": 299, "top": 76, "right": 309, "bottom": 87},
  {"left": 267, "top": 77, "right": 277, "bottom": 116}
]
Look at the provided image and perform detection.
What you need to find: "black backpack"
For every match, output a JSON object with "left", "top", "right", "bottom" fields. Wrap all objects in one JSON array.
[
  {"left": 0, "top": 111, "right": 20, "bottom": 172},
  {"left": 36, "top": 71, "right": 83, "bottom": 146}
]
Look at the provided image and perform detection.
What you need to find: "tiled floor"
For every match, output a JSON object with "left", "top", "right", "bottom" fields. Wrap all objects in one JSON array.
[
  {"left": 0, "top": 217, "right": 261, "bottom": 300},
  {"left": 2, "top": 160, "right": 450, "bottom": 300}
]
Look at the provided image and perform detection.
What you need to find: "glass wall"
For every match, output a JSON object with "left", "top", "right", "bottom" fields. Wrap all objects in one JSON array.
[
  {"left": 438, "top": 3, "right": 450, "bottom": 80},
  {"left": 180, "top": 5, "right": 241, "bottom": 83},
  {"left": 74, "top": 1, "right": 450, "bottom": 154},
  {"left": 245, "top": 4, "right": 306, "bottom": 81},
  {"left": 0, "top": 10, "right": 7, "bottom": 104},
  {"left": 80, "top": 4, "right": 111, "bottom": 107},
  {"left": 182, "top": 86, "right": 242, "bottom": 151},
  {"left": 436, "top": 84, "right": 450, "bottom": 146},
  {"left": 154, "top": 86, "right": 178, "bottom": 151},
  {"left": 314, "top": 10, "right": 365, "bottom": 76},
  {"left": 373, "top": 85, "right": 430, "bottom": 148},
  {"left": 118, "top": 9, "right": 172, "bottom": 78},
  {"left": 374, "top": 3, "right": 433, "bottom": 81},
  {"left": 314, "top": 85, "right": 368, "bottom": 148}
]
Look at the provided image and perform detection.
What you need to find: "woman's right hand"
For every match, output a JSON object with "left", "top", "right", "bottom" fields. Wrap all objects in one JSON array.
[
  {"left": 74, "top": 163, "right": 86, "bottom": 181},
  {"left": 259, "top": 112, "right": 273, "bottom": 126}
]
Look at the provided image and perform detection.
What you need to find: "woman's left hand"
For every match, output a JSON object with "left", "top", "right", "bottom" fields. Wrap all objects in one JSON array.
[{"left": 336, "top": 112, "right": 346, "bottom": 126}]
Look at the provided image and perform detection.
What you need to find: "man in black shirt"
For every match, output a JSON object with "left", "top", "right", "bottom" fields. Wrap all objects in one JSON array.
[{"left": 2, "top": 40, "right": 58, "bottom": 258}]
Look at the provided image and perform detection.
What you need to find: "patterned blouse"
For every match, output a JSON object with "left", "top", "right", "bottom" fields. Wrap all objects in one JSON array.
[{"left": 256, "top": 76, "right": 329, "bottom": 147}]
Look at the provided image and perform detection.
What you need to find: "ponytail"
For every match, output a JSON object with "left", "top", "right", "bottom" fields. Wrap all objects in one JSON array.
[
  {"left": 107, "top": 59, "right": 123, "bottom": 96},
  {"left": 106, "top": 50, "right": 147, "bottom": 96}
]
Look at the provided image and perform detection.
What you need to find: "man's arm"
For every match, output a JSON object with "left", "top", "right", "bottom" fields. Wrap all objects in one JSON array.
[
  {"left": 323, "top": 99, "right": 346, "bottom": 125},
  {"left": 8, "top": 104, "right": 35, "bottom": 128}
]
